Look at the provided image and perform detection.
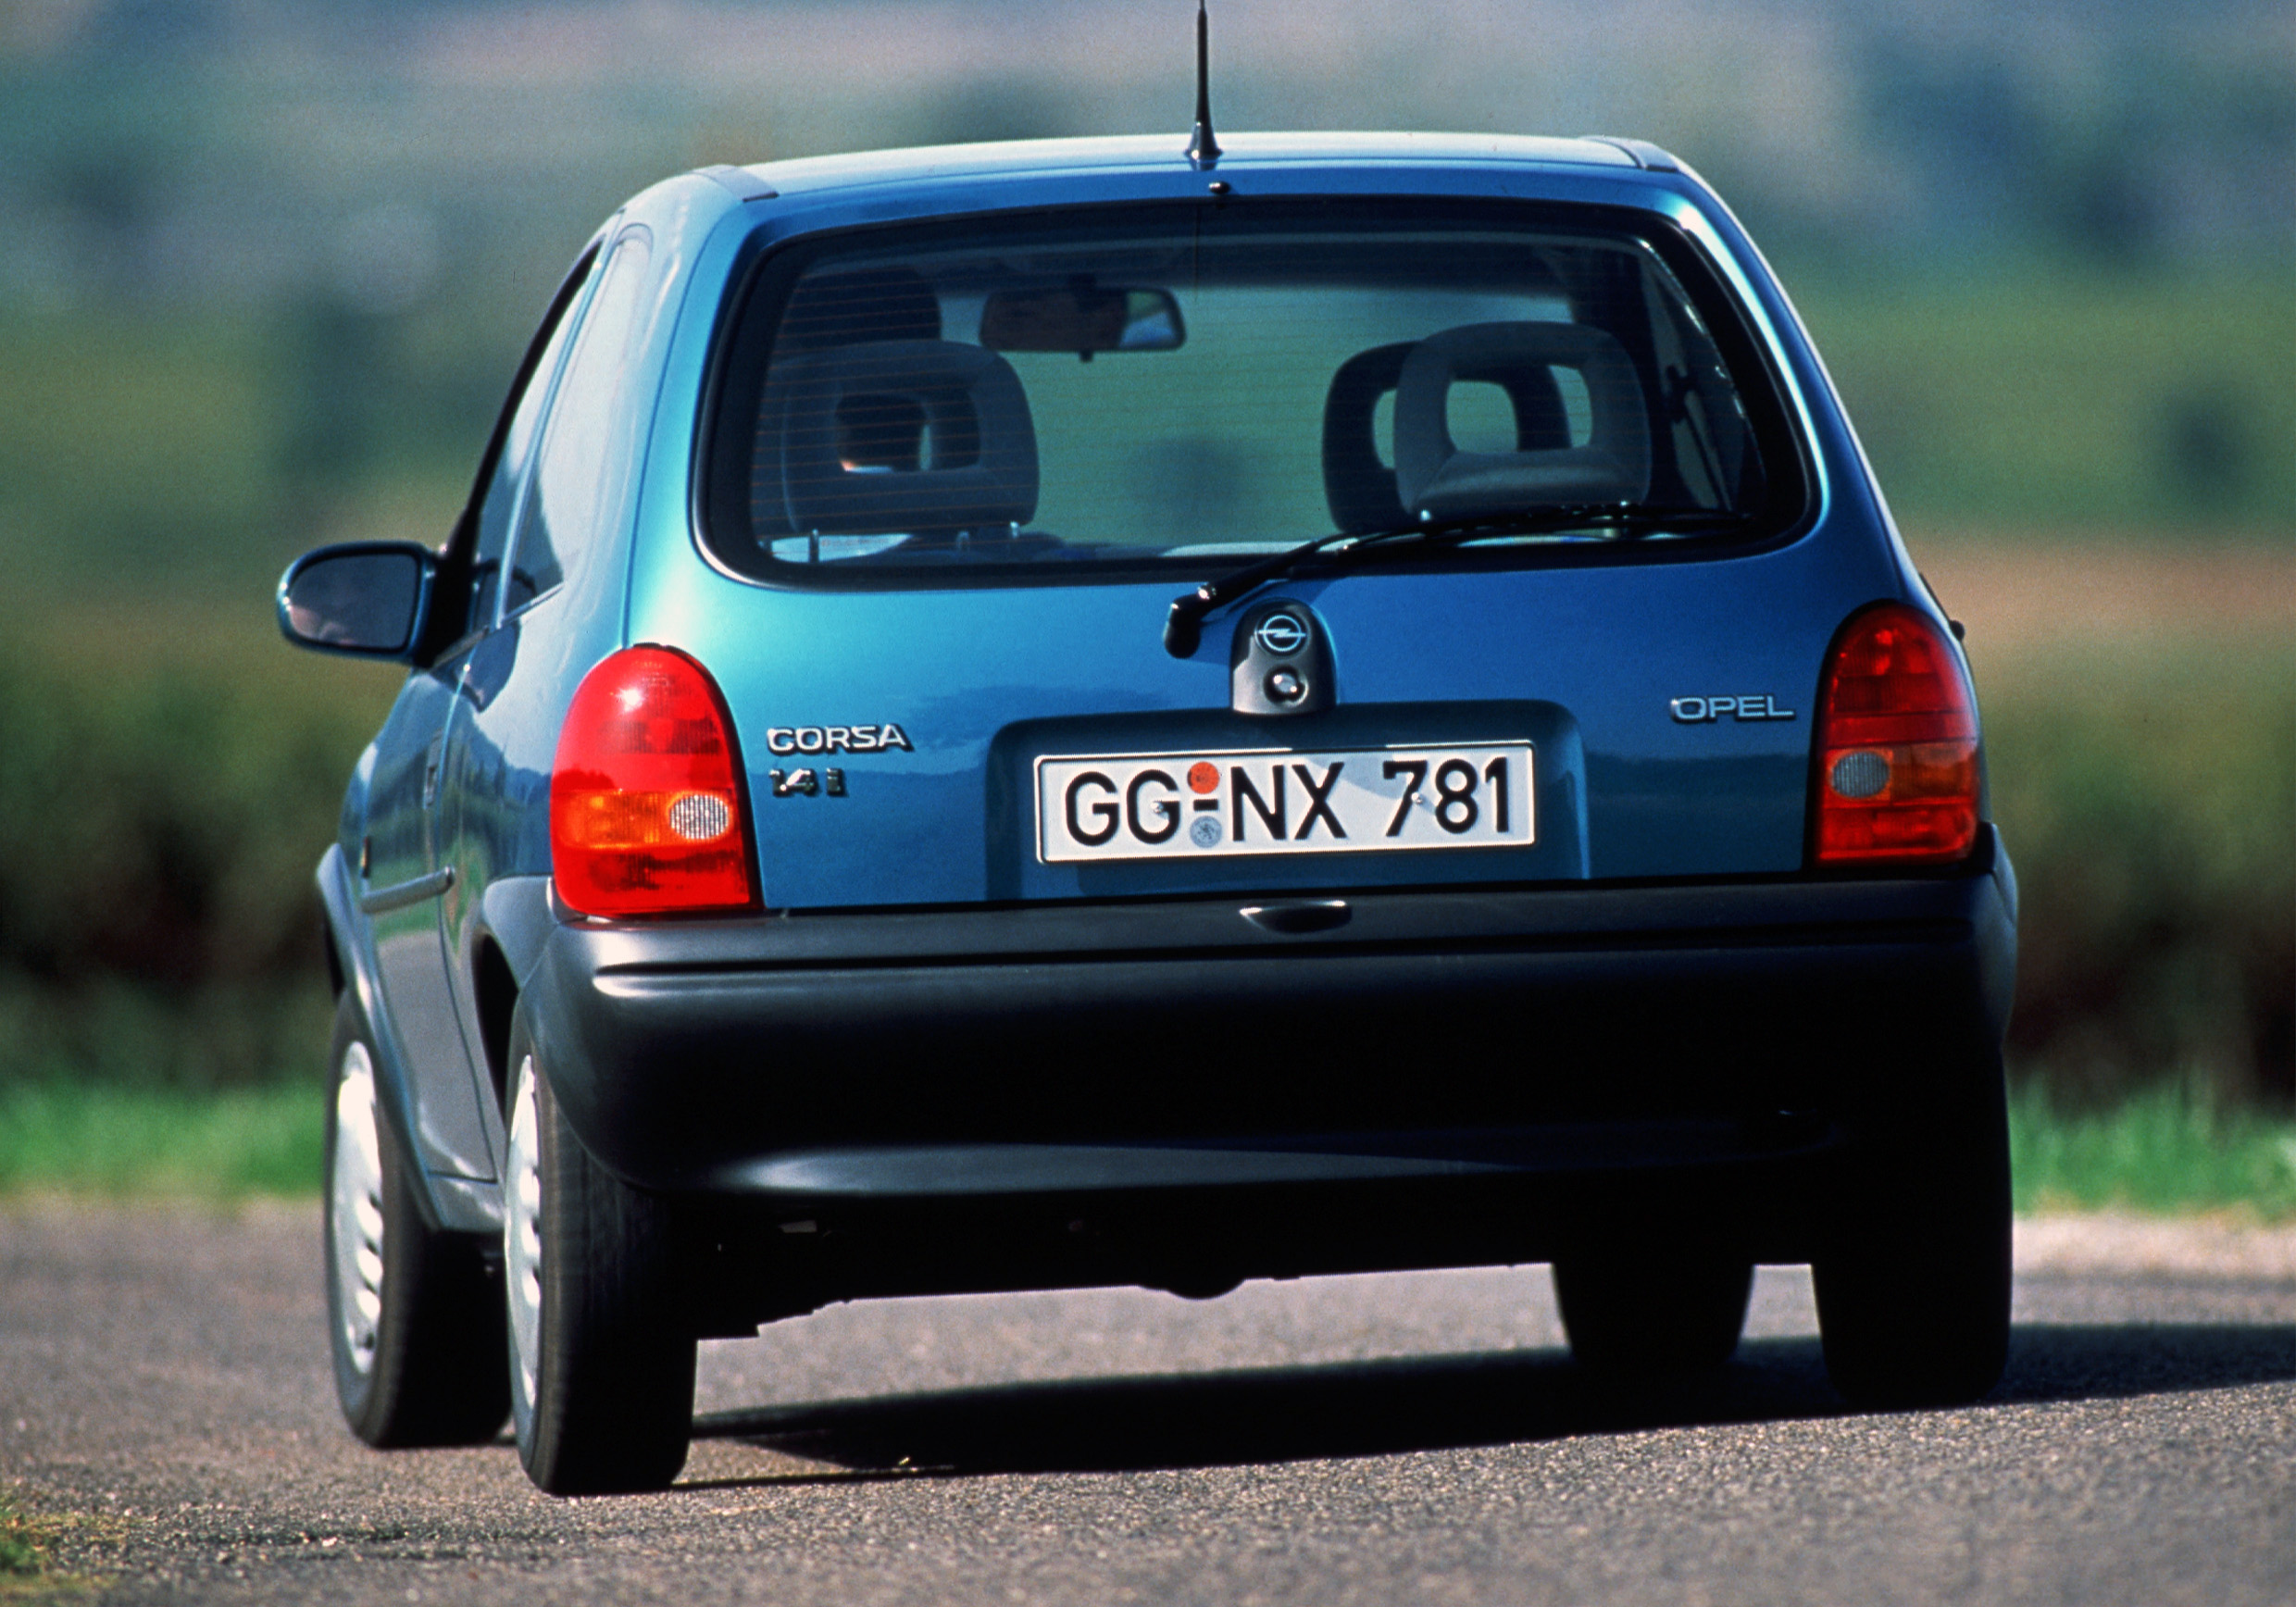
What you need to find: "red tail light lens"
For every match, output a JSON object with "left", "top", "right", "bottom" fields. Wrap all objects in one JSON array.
[
  {"left": 1813, "top": 603, "right": 1980, "bottom": 865},
  {"left": 551, "top": 647, "right": 755, "bottom": 917}
]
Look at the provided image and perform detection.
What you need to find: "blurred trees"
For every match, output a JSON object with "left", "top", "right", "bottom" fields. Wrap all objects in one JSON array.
[{"left": 2, "top": 0, "right": 2291, "bottom": 583}]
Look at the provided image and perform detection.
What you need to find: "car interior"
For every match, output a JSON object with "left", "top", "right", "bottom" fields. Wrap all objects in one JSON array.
[{"left": 721, "top": 225, "right": 1773, "bottom": 571}]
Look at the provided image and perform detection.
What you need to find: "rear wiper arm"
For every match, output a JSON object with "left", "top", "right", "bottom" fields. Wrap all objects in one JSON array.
[
  {"left": 1160, "top": 504, "right": 1751, "bottom": 657},
  {"left": 1161, "top": 529, "right": 1359, "bottom": 657}
]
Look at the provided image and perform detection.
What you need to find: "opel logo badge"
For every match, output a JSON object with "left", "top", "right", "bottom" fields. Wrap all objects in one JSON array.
[{"left": 1254, "top": 612, "right": 1309, "bottom": 656}]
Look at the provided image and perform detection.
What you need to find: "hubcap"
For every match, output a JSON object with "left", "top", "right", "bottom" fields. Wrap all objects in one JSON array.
[
  {"left": 505, "top": 1054, "right": 543, "bottom": 1407},
  {"left": 329, "top": 1040, "right": 386, "bottom": 1377}
]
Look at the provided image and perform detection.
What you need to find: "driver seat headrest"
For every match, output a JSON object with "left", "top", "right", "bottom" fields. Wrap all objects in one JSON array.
[{"left": 1392, "top": 322, "right": 1651, "bottom": 517}]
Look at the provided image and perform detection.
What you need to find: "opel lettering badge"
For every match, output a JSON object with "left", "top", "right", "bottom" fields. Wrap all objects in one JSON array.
[{"left": 1669, "top": 695, "right": 1795, "bottom": 723}]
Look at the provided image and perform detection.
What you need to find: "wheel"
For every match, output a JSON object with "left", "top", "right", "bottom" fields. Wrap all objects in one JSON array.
[
  {"left": 1812, "top": 1053, "right": 2012, "bottom": 1409},
  {"left": 324, "top": 990, "right": 509, "bottom": 1447},
  {"left": 1552, "top": 1246, "right": 1753, "bottom": 1377},
  {"left": 505, "top": 1032, "right": 695, "bottom": 1494}
]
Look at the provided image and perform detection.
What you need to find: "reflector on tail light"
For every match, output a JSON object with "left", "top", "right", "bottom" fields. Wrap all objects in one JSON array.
[
  {"left": 1813, "top": 603, "right": 1980, "bottom": 865},
  {"left": 551, "top": 647, "right": 755, "bottom": 916}
]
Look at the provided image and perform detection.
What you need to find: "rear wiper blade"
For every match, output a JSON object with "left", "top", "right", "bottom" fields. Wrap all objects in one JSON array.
[
  {"left": 1345, "top": 503, "right": 1755, "bottom": 552},
  {"left": 1160, "top": 504, "right": 1751, "bottom": 657}
]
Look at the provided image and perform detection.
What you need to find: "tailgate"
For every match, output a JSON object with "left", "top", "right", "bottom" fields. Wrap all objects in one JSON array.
[{"left": 636, "top": 557, "right": 1833, "bottom": 910}]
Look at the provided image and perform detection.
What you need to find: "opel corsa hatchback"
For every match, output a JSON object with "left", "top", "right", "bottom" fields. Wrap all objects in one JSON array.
[{"left": 281, "top": 129, "right": 2016, "bottom": 1494}]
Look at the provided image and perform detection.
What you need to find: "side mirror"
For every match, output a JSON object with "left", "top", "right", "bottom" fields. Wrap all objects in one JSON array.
[{"left": 276, "top": 542, "right": 436, "bottom": 660}]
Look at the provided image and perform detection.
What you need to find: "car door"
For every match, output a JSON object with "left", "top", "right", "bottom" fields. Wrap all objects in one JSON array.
[{"left": 358, "top": 244, "right": 601, "bottom": 1181}]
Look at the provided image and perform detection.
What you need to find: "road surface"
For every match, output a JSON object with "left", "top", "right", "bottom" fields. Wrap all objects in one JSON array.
[{"left": 4, "top": 1202, "right": 2293, "bottom": 1605}]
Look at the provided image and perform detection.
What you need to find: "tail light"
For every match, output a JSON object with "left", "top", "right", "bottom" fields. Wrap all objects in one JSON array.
[
  {"left": 551, "top": 646, "right": 755, "bottom": 917},
  {"left": 1813, "top": 602, "right": 1980, "bottom": 865}
]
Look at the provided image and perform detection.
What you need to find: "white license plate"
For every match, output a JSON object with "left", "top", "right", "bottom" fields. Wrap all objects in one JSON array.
[{"left": 1036, "top": 743, "right": 1534, "bottom": 864}]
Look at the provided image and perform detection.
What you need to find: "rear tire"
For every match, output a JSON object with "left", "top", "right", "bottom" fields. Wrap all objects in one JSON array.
[
  {"left": 324, "top": 990, "right": 508, "bottom": 1448},
  {"left": 1813, "top": 1053, "right": 2012, "bottom": 1409},
  {"left": 505, "top": 1032, "right": 695, "bottom": 1495},
  {"left": 1553, "top": 1247, "right": 1753, "bottom": 1377}
]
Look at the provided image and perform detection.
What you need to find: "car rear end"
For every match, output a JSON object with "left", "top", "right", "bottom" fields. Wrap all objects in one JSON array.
[{"left": 524, "top": 135, "right": 2013, "bottom": 1399}]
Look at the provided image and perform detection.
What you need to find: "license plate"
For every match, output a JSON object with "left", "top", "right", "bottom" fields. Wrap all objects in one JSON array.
[{"left": 1036, "top": 743, "right": 1534, "bottom": 864}]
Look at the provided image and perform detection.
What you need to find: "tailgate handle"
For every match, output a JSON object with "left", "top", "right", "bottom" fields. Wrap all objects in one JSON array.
[{"left": 1240, "top": 900, "right": 1352, "bottom": 935}]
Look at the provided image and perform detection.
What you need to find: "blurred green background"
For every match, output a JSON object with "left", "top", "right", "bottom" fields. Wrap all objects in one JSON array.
[{"left": 0, "top": 0, "right": 2288, "bottom": 1197}]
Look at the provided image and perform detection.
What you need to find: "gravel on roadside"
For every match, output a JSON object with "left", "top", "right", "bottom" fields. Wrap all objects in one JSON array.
[{"left": 2015, "top": 1212, "right": 2296, "bottom": 1280}]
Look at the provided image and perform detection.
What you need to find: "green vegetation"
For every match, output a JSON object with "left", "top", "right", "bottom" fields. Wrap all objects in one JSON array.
[
  {"left": 0, "top": 307, "right": 477, "bottom": 600},
  {"left": 1979, "top": 634, "right": 2294, "bottom": 1108},
  {"left": 0, "top": 315, "right": 278, "bottom": 554},
  {"left": 0, "top": 1489, "right": 48, "bottom": 1577},
  {"left": 0, "top": 1486, "right": 119, "bottom": 1597},
  {"left": 0, "top": 1080, "right": 323, "bottom": 1200},
  {"left": 0, "top": 597, "right": 392, "bottom": 1091},
  {"left": 1794, "top": 272, "right": 2296, "bottom": 531},
  {"left": 2012, "top": 1082, "right": 2296, "bottom": 1221}
]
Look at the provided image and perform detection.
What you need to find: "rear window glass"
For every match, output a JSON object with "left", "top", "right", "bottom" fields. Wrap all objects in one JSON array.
[{"left": 703, "top": 199, "right": 1803, "bottom": 584}]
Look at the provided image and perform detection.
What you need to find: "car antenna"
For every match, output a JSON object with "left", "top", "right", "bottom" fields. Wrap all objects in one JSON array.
[{"left": 1187, "top": 0, "right": 1222, "bottom": 168}]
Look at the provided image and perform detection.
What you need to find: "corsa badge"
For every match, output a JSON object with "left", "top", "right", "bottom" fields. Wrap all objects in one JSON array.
[{"left": 764, "top": 723, "right": 914, "bottom": 754}]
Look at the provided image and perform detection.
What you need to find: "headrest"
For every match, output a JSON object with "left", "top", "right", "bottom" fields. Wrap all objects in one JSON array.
[
  {"left": 1392, "top": 322, "right": 1651, "bottom": 518},
  {"left": 1321, "top": 343, "right": 1413, "bottom": 534},
  {"left": 770, "top": 340, "right": 1038, "bottom": 536}
]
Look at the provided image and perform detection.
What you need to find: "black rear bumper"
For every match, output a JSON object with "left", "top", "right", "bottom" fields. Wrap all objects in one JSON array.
[{"left": 518, "top": 835, "right": 2017, "bottom": 1221}]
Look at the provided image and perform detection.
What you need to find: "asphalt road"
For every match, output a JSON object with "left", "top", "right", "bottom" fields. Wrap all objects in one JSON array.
[{"left": 5, "top": 1202, "right": 2295, "bottom": 1605}]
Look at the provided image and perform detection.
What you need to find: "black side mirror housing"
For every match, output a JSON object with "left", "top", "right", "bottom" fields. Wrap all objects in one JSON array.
[{"left": 276, "top": 542, "right": 437, "bottom": 661}]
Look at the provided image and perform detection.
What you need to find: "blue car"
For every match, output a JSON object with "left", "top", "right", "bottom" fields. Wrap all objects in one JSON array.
[{"left": 281, "top": 128, "right": 2016, "bottom": 1494}]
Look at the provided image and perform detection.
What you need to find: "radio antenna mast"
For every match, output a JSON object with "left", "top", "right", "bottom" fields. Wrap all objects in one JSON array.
[{"left": 1187, "top": 0, "right": 1222, "bottom": 168}]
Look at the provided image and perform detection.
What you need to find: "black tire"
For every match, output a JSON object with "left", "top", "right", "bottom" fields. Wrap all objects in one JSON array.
[
  {"left": 504, "top": 1030, "right": 695, "bottom": 1495},
  {"left": 1553, "top": 1247, "right": 1754, "bottom": 1377},
  {"left": 1813, "top": 1053, "right": 2012, "bottom": 1409},
  {"left": 324, "top": 990, "right": 509, "bottom": 1448}
]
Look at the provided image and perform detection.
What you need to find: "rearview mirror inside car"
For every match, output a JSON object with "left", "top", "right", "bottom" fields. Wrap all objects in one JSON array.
[
  {"left": 979, "top": 286, "right": 1184, "bottom": 355},
  {"left": 276, "top": 542, "right": 434, "bottom": 660}
]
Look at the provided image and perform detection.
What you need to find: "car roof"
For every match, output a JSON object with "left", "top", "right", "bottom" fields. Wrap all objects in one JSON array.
[{"left": 729, "top": 131, "right": 1649, "bottom": 201}]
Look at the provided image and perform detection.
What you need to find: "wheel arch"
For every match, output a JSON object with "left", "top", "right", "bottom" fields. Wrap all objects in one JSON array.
[
  {"left": 473, "top": 938, "right": 519, "bottom": 1116},
  {"left": 470, "top": 875, "right": 562, "bottom": 1121}
]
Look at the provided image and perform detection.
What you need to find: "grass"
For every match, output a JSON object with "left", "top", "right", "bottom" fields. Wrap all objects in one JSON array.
[
  {"left": 0, "top": 1491, "right": 46, "bottom": 1578},
  {"left": 2011, "top": 1081, "right": 2296, "bottom": 1222},
  {"left": 0, "top": 1486, "right": 120, "bottom": 1598},
  {"left": 0, "top": 1079, "right": 324, "bottom": 1201},
  {"left": 1794, "top": 269, "right": 2296, "bottom": 529}
]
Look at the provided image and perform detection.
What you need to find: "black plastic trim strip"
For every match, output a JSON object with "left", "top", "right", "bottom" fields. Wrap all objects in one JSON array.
[
  {"left": 1580, "top": 136, "right": 1681, "bottom": 172},
  {"left": 557, "top": 865, "right": 2002, "bottom": 978},
  {"left": 358, "top": 866, "right": 456, "bottom": 916},
  {"left": 697, "top": 163, "right": 779, "bottom": 203}
]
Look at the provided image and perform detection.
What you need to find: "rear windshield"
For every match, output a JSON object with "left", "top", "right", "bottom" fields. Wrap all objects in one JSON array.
[{"left": 702, "top": 199, "right": 1803, "bottom": 584}]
